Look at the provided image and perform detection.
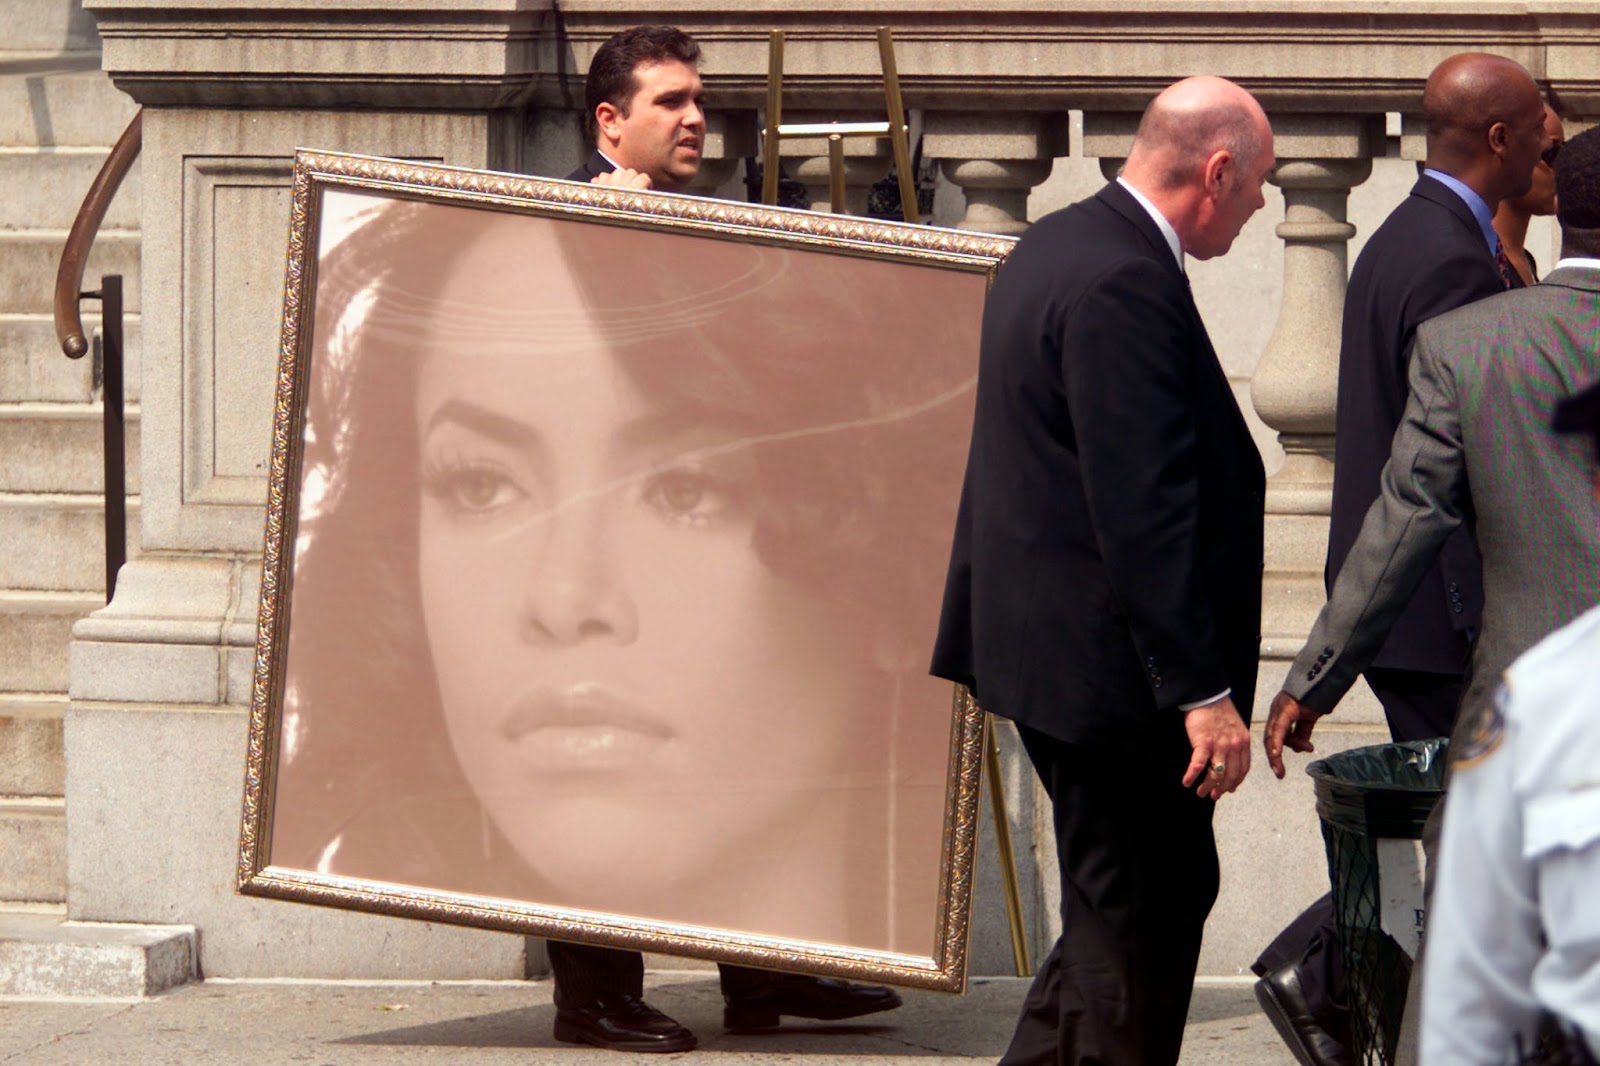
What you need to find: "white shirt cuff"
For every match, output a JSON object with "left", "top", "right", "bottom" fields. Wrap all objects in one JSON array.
[{"left": 1179, "top": 688, "right": 1231, "bottom": 712}]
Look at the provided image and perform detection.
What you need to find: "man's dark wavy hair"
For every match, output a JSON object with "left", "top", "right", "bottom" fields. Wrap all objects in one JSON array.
[
  {"left": 584, "top": 25, "right": 702, "bottom": 140},
  {"left": 1556, "top": 125, "right": 1600, "bottom": 233}
]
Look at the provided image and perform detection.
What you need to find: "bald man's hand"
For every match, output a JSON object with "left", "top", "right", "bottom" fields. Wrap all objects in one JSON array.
[
  {"left": 592, "top": 168, "right": 654, "bottom": 190},
  {"left": 1182, "top": 696, "right": 1251, "bottom": 801}
]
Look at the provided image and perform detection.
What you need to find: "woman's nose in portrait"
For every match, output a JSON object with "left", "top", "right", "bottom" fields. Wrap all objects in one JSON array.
[{"left": 517, "top": 493, "right": 639, "bottom": 650}]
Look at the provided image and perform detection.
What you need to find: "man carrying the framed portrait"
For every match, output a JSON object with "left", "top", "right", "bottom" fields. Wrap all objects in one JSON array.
[
  {"left": 546, "top": 23, "right": 906, "bottom": 1054},
  {"left": 565, "top": 24, "right": 706, "bottom": 195}
]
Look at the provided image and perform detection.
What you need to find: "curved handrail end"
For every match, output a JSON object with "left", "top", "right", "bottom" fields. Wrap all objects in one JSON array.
[{"left": 55, "top": 109, "right": 142, "bottom": 360}]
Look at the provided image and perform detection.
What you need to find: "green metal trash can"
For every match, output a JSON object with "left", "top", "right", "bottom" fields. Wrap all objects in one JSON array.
[{"left": 1306, "top": 739, "right": 1448, "bottom": 1066}]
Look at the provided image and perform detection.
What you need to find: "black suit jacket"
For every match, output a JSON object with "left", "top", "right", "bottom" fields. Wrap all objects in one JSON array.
[
  {"left": 566, "top": 149, "right": 613, "bottom": 183},
  {"left": 1328, "top": 174, "right": 1516, "bottom": 675},
  {"left": 931, "top": 182, "right": 1265, "bottom": 755}
]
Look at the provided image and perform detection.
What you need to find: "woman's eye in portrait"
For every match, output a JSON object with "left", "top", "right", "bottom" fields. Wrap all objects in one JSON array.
[
  {"left": 638, "top": 463, "right": 751, "bottom": 530},
  {"left": 421, "top": 452, "right": 528, "bottom": 519}
]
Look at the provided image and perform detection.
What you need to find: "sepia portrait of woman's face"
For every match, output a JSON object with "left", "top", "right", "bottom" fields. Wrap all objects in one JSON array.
[
  {"left": 410, "top": 220, "right": 888, "bottom": 924},
  {"left": 263, "top": 185, "right": 991, "bottom": 968}
]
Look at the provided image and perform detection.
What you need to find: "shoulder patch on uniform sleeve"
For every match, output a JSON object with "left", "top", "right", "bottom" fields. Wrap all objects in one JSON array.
[{"left": 1451, "top": 681, "right": 1509, "bottom": 770}]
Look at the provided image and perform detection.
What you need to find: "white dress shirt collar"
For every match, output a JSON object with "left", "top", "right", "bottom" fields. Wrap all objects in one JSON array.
[{"left": 1116, "top": 177, "right": 1185, "bottom": 272}]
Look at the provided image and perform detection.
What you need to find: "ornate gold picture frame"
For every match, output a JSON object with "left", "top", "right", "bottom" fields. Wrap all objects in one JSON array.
[{"left": 238, "top": 150, "right": 1010, "bottom": 991}]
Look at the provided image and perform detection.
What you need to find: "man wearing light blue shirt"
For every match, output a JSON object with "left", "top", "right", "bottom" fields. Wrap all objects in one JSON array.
[
  {"left": 1252, "top": 51, "right": 1550, "bottom": 1066},
  {"left": 1326, "top": 51, "right": 1549, "bottom": 747}
]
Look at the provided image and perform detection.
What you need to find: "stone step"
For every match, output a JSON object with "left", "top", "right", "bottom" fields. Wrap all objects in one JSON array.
[
  {"left": 5, "top": 3, "right": 102, "bottom": 54},
  {"left": 0, "top": 595, "right": 101, "bottom": 695},
  {"left": 0, "top": 313, "right": 144, "bottom": 405},
  {"left": 0, "top": 58, "right": 137, "bottom": 148},
  {"left": 0, "top": 146, "right": 141, "bottom": 231},
  {"left": 0, "top": 493, "right": 140, "bottom": 593},
  {"left": 0, "top": 403, "right": 142, "bottom": 494},
  {"left": 1262, "top": 572, "right": 1331, "bottom": 654},
  {"left": 0, "top": 230, "right": 140, "bottom": 316},
  {"left": 0, "top": 798, "right": 66, "bottom": 903},
  {"left": 0, "top": 695, "right": 67, "bottom": 796},
  {"left": 0, "top": 911, "right": 196, "bottom": 998}
]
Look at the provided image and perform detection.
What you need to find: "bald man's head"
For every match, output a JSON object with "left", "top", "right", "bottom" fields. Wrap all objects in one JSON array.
[
  {"left": 1423, "top": 53, "right": 1549, "bottom": 203},
  {"left": 1130, "top": 76, "right": 1269, "bottom": 190},
  {"left": 1122, "top": 76, "right": 1276, "bottom": 260}
]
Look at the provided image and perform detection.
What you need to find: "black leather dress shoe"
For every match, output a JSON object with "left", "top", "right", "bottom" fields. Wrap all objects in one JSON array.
[
  {"left": 553, "top": 992, "right": 698, "bottom": 1053},
  {"left": 1254, "top": 963, "right": 1356, "bottom": 1066},
  {"left": 723, "top": 973, "right": 903, "bottom": 1032}
]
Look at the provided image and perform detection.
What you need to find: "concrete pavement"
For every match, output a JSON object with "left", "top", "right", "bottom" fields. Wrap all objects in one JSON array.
[{"left": 0, "top": 973, "right": 1296, "bottom": 1065}]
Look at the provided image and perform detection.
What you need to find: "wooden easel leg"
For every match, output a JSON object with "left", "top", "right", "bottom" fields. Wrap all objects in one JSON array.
[
  {"left": 827, "top": 134, "right": 846, "bottom": 213},
  {"left": 877, "top": 27, "right": 920, "bottom": 224},
  {"left": 986, "top": 714, "right": 1032, "bottom": 977},
  {"left": 761, "top": 30, "right": 784, "bottom": 206}
]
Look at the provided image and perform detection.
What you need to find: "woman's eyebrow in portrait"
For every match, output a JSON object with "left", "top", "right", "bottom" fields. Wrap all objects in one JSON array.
[
  {"left": 614, "top": 404, "right": 758, "bottom": 455},
  {"left": 425, "top": 399, "right": 541, "bottom": 450}
]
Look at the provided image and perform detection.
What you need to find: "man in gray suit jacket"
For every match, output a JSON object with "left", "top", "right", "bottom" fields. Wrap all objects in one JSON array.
[{"left": 1264, "top": 124, "right": 1600, "bottom": 1066}]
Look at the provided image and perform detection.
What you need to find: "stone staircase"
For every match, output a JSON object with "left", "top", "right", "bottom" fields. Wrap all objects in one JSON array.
[{"left": 0, "top": 0, "right": 188, "bottom": 998}]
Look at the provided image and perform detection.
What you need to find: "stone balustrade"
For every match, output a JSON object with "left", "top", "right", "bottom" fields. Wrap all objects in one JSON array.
[{"left": 70, "top": 0, "right": 1600, "bottom": 981}]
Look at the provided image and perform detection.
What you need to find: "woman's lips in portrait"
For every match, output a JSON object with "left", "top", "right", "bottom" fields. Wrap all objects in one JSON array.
[{"left": 500, "top": 683, "right": 676, "bottom": 775}]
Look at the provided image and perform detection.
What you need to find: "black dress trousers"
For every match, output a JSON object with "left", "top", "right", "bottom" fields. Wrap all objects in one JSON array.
[
  {"left": 547, "top": 939, "right": 775, "bottom": 1008},
  {"left": 1000, "top": 725, "right": 1220, "bottom": 1066}
]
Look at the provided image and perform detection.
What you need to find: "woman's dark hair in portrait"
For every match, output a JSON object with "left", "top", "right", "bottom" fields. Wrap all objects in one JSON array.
[{"left": 271, "top": 194, "right": 977, "bottom": 897}]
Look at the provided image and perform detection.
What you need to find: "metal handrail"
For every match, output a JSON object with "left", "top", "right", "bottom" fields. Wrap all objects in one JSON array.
[
  {"left": 52, "top": 109, "right": 142, "bottom": 601},
  {"left": 55, "top": 109, "right": 142, "bottom": 359}
]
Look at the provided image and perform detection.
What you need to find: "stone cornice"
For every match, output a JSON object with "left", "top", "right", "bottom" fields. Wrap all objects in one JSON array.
[
  {"left": 86, "top": 1, "right": 1600, "bottom": 113},
  {"left": 86, "top": 0, "right": 561, "bottom": 108},
  {"left": 562, "top": 2, "right": 1594, "bottom": 112}
]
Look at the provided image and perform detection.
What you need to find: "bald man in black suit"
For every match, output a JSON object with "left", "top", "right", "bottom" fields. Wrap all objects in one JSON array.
[{"left": 933, "top": 75, "right": 1274, "bottom": 1065}]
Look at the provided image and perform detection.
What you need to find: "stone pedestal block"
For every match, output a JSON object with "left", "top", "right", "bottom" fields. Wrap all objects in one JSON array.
[{"left": 64, "top": 702, "right": 529, "bottom": 978}]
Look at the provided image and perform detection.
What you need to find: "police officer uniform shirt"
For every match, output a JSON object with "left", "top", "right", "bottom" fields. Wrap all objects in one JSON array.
[{"left": 1421, "top": 601, "right": 1600, "bottom": 1064}]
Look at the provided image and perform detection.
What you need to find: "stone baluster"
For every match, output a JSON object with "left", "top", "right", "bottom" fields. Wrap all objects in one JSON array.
[
  {"left": 1250, "top": 116, "right": 1379, "bottom": 653},
  {"left": 923, "top": 112, "right": 1068, "bottom": 234}
]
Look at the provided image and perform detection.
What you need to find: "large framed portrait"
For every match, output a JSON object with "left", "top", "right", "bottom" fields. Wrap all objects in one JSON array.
[{"left": 238, "top": 150, "right": 1013, "bottom": 991}]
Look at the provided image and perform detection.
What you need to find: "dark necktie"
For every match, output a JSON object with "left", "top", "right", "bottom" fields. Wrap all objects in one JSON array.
[{"left": 1494, "top": 241, "right": 1520, "bottom": 290}]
